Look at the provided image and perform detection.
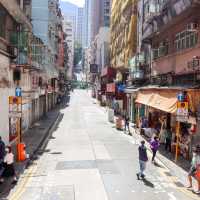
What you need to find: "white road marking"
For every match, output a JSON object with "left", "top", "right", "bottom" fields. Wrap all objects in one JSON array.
[{"left": 168, "top": 192, "right": 177, "bottom": 200}]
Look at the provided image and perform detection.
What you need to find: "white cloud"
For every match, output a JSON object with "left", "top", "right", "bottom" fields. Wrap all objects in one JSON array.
[{"left": 61, "top": 0, "right": 84, "bottom": 7}]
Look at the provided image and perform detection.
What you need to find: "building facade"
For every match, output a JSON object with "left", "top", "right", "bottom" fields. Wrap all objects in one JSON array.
[
  {"left": 0, "top": 0, "right": 65, "bottom": 145},
  {"left": 63, "top": 19, "right": 74, "bottom": 80},
  {"left": 110, "top": 0, "right": 137, "bottom": 69},
  {"left": 76, "top": 7, "right": 84, "bottom": 46}
]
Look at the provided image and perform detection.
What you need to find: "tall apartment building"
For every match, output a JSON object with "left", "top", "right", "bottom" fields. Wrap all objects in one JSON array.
[
  {"left": 110, "top": 0, "right": 137, "bottom": 69},
  {"left": 63, "top": 19, "right": 74, "bottom": 79},
  {"left": 90, "top": 0, "right": 111, "bottom": 43},
  {"left": 76, "top": 7, "right": 84, "bottom": 46},
  {"left": 83, "top": 0, "right": 92, "bottom": 47}
]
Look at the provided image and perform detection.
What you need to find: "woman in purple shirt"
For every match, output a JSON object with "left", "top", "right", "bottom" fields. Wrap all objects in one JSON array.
[{"left": 150, "top": 136, "right": 160, "bottom": 163}]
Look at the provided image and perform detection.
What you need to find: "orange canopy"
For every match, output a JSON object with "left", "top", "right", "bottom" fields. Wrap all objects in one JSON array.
[{"left": 136, "top": 90, "right": 178, "bottom": 113}]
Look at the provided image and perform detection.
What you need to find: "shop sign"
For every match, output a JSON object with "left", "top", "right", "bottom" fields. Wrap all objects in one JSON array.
[
  {"left": 101, "top": 67, "right": 108, "bottom": 76},
  {"left": 116, "top": 71, "right": 123, "bottom": 82},
  {"left": 106, "top": 83, "right": 115, "bottom": 93},
  {"left": 176, "top": 102, "right": 189, "bottom": 122},
  {"left": 15, "top": 87, "right": 22, "bottom": 97},
  {"left": 117, "top": 84, "right": 126, "bottom": 92},
  {"left": 90, "top": 64, "right": 98, "bottom": 74}
]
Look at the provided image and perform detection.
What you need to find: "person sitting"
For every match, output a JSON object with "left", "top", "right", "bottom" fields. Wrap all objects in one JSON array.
[{"left": 2, "top": 146, "right": 17, "bottom": 184}]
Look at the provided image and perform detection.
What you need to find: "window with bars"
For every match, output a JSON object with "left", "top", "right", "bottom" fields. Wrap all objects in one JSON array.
[{"left": 175, "top": 30, "right": 198, "bottom": 51}]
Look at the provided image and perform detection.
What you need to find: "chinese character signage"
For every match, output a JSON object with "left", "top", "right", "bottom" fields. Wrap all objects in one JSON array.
[{"left": 90, "top": 64, "right": 98, "bottom": 74}]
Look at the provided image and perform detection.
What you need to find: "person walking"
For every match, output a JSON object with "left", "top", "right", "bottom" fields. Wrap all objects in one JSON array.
[
  {"left": 3, "top": 146, "right": 17, "bottom": 184},
  {"left": 137, "top": 141, "right": 148, "bottom": 179},
  {"left": 187, "top": 145, "right": 200, "bottom": 194},
  {"left": 124, "top": 114, "right": 131, "bottom": 135},
  {"left": 165, "top": 128, "right": 172, "bottom": 152},
  {"left": 150, "top": 136, "right": 160, "bottom": 163}
]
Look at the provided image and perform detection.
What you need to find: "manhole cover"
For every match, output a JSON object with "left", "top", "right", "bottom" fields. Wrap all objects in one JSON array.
[{"left": 56, "top": 160, "right": 97, "bottom": 170}]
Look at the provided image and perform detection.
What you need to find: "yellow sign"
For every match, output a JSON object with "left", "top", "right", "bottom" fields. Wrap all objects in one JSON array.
[
  {"left": 9, "top": 96, "right": 22, "bottom": 105},
  {"left": 177, "top": 102, "right": 188, "bottom": 109}
]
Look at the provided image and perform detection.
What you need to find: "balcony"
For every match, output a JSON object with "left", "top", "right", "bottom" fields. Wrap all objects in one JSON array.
[
  {"left": 143, "top": 0, "right": 198, "bottom": 40},
  {"left": 10, "top": 31, "right": 30, "bottom": 65},
  {"left": 0, "top": 0, "right": 32, "bottom": 30}
]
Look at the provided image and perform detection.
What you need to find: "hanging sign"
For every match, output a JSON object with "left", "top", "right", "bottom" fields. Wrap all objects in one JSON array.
[{"left": 176, "top": 102, "right": 189, "bottom": 122}]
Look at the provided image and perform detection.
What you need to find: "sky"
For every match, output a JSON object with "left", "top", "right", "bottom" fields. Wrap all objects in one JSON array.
[{"left": 61, "top": 0, "right": 84, "bottom": 7}]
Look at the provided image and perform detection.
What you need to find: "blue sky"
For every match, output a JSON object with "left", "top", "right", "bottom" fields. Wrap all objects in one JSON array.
[{"left": 61, "top": 0, "right": 84, "bottom": 7}]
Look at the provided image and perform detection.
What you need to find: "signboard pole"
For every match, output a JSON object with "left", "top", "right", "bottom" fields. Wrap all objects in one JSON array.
[{"left": 175, "top": 121, "right": 180, "bottom": 162}]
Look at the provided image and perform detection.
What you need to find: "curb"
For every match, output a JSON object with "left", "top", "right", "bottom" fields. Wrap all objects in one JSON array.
[{"left": 30, "top": 110, "right": 61, "bottom": 160}]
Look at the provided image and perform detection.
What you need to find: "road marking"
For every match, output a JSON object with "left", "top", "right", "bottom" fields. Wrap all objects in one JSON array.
[
  {"left": 9, "top": 161, "right": 38, "bottom": 200},
  {"left": 168, "top": 192, "right": 177, "bottom": 200}
]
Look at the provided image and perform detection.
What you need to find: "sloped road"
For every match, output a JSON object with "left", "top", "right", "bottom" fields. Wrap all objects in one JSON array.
[{"left": 7, "top": 90, "right": 197, "bottom": 200}]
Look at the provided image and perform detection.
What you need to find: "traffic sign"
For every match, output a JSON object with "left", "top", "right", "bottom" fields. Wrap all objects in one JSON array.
[
  {"left": 176, "top": 102, "right": 189, "bottom": 122},
  {"left": 15, "top": 87, "right": 22, "bottom": 97}
]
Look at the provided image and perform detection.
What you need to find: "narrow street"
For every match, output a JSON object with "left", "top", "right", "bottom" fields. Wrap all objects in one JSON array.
[{"left": 7, "top": 90, "right": 197, "bottom": 200}]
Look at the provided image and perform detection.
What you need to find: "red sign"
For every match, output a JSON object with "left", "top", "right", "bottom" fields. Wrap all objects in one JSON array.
[
  {"left": 106, "top": 83, "right": 116, "bottom": 93},
  {"left": 101, "top": 67, "right": 116, "bottom": 77}
]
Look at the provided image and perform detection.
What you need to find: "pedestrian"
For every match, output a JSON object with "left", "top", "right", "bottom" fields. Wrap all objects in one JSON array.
[
  {"left": 2, "top": 146, "right": 17, "bottom": 184},
  {"left": 0, "top": 136, "right": 5, "bottom": 183},
  {"left": 187, "top": 145, "right": 200, "bottom": 194},
  {"left": 137, "top": 140, "right": 148, "bottom": 179},
  {"left": 165, "top": 128, "right": 172, "bottom": 152},
  {"left": 124, "top": 114, "right": 131, "bottom": 135},
  {"left": 150, "top": 136, "right": 160, "bottom": 163}
]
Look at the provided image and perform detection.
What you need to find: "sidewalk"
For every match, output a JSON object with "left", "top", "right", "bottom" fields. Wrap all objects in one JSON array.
[
  {"left": 127, "top": 123, "right": 192, "bottom": 184},
  {"left": 98, "top": 104, "right": 192, "bottom": 187},
  {"left": 0, "top": 108, "right": 61, "bottom": 199}
]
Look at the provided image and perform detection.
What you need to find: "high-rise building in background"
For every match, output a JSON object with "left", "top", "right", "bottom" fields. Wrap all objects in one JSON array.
[
  {"left": 83, "top": 0, "right": 93, "bottom": 48},
  {"left": 90, "top": 0, "right": 111, "bottom": 43},
  {"left": 76, "top": 7, "right": 84, "bottom": 46},
  {"left": 63, "top": 19, "right": 74, "bottom": 79},
  {"left": 83, "top": 0, "right": 111, "bottom": 48},
  {"left": 60, "top": 1, "right": 84, "bottom": 47}
]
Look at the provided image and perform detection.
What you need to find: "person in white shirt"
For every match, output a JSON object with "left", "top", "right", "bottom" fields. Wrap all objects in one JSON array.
[
  {"left": 187, "top": 145, "right": 200, "bottom": 194},
  {"left": 3, "top": 146, "right": 17, "bottom": 184}
]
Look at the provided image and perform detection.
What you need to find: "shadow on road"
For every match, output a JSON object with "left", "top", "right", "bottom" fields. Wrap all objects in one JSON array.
[{"left": 142, "top": 178, "right": 155, "bottom": 188}]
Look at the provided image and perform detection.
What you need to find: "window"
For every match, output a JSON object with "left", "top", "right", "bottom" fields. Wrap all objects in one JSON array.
[
  {"left": 0, "top": 4, "right": 7, "bottom": 38},
  {"left": 13, "top": 70, "right": 21, "bottom": 82},
  {"left": 175, "top": 30, "right": 198, "bottom": 51}
]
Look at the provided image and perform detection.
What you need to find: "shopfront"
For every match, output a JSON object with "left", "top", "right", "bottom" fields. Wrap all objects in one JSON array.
[
  {"left": 135, "top": 88, "right": 200, "bottom": 160},
  {"left": 124, "top": 87, "right": 139, "bottom": 123}
]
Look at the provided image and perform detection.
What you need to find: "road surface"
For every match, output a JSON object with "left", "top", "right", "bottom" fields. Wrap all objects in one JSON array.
[{"left": 7, "top": 90, "right": 198, "bottom": 200}]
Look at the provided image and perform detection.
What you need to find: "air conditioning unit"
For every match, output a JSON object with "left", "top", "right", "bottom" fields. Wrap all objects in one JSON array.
[
  {"left": 8, "top": 46, "right": 18, "bottom": 58},
  {"left": 187, "top": 23, "right": 199, "bottom": 32}
]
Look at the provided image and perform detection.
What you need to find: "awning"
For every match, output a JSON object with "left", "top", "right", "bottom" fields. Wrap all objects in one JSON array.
[
  {"left": 136, "top": 90, "right": 178, "bottom": 113},
  {"left": 124, "top": 87, "right": 139, "bottom": 94}
]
